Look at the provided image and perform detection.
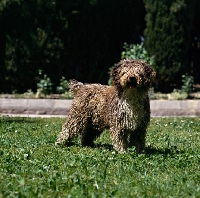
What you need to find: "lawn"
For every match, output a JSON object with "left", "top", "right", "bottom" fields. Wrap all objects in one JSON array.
[{"left": 0, "top": 116, "right": 199, "bottom": 197}]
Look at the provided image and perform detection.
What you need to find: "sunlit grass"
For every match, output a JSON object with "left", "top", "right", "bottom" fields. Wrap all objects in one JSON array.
[{"left": 0, "top": 116, "right": 199, "bottom": 197}]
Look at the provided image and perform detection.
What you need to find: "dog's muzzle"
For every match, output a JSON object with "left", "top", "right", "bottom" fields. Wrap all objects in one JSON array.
[{"left": 126, "top": 77, "right": 137, "bottom": 89}]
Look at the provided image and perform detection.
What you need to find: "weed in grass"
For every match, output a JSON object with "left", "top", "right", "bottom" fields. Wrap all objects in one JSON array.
[{"left": 0, "top": 116, "right": 199, "bottom": 197}]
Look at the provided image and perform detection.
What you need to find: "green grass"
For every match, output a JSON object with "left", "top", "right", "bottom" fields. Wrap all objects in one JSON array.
[{"left": 0, "top": 116, "right": 199, "bottom": 197}]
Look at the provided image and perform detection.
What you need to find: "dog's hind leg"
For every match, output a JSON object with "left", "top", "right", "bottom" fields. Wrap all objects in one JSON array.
[
  {"left": 81, "top": 128, "right": 102, "bottom": 147},
  {"left": 55, "top": 113, "right": 88, "bottom": 146}
]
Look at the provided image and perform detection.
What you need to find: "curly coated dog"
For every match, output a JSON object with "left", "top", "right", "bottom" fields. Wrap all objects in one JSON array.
[{"left": 55, "top": 59, "right": 156, "bottom": 153}]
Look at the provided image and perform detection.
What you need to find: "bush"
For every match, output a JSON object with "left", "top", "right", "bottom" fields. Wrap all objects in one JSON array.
[
  {"left": 56, "top": 77, "right": 69, "bottom": 94},
  {"left": 121, "top": 42, "right": 155, "bottom": 66},
  {"left": 36, "top": 70, "right": 53, "bottom": 97},
  {"left": 169, "top": 89, "right": 188, "bottom": 100},
  {"left": 144, "top": 0, "right": 196, "bottom": 92},
  {"left": 108, "top": 42, "right": 156, "bottom": 85},
  {"left": 181, "top": 73, "right": 194, "bottom": 94}
]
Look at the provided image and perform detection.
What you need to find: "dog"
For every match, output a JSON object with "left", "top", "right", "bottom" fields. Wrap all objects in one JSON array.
[{"left": 55, "top": 59, "right": 156, "bottom": 153}]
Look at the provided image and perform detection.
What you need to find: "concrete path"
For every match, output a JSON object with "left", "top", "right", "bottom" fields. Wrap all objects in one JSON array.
[{"left": 0, "top": 98, "right": 200, "bottom": 117}]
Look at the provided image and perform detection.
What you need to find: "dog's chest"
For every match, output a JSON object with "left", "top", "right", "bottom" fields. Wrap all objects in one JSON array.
[{"left": 118, "top": 97, "right": 145, "bottom": 129}]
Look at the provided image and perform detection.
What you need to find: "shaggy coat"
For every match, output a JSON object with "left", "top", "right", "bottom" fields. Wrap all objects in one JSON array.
[{"left": 55, "top": 59, "right": 156, "bottom": 153}]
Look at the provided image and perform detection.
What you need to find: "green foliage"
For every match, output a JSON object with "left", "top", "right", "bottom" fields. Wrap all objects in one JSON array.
[
  {"left": 56, "top": 77, "right": 69, "bottom": 94},
  {"left": 37, "top": 70, "right": 53, "bottom": 96},
  {"left": 121, "top": 42, "right": 155, "bottom": 66},
  {"left": 144, "top": 0, "right": 196, "bottom": 92},
  {"left": 181, "top": 73, "right": 194, "bottom": 94},
  {"left": 0, "top": 116, "right": 200, "bottom": 197},
  {"left": 108, "top": 42, "right": 156, "bottom": 85},
  {"left": 149, "top": 89, "right": 188, "bottom": 100},
  {"left": 0, "top": 0, "right": 146, "bottom": 93},
  {"left": 23, "top": 89, "right": 35, "bottom": 98},
  {"left": 169, "top": 89, "right": 188, "bottom": 100},
  {"left": 56, "top": 76, "right": 74, "bottom": 99}
]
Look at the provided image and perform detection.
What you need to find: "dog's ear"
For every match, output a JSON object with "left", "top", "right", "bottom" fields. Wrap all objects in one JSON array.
[
  {"left": 111, "top": 62, "right": 122, "bottom": 89},
  {"left": 147, "top": 67, "right": 156, "bottom": 88},
  {"left": 145, "top": 65, "right": 156, "bottom": 81},
  {"left": 150, "top": 68, "right": 156, "bottom": 80},
  {"left": 151, "top": 69, "right": 156, "bottom": 82}
]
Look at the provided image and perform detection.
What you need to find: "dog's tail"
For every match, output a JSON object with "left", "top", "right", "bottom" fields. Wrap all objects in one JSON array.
[{"left": 68, "top": 79, "right": 83, "bottom": 93}]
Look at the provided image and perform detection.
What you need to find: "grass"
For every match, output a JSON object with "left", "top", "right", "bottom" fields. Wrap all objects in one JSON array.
[{"left": 0, "top": 116, "right": 199, "bottom": 197}]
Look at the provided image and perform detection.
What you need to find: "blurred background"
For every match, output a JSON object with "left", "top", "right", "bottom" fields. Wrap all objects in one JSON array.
[{"left": 0, "top": 0, "right": 199, "bottom": 94}]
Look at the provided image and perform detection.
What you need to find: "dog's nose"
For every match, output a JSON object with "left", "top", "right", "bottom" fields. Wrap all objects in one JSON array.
[{"left": 129, "top": 77, "right": 135, "bottom": 82}]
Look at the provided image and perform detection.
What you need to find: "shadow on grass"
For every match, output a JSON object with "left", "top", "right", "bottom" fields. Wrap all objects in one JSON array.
[
  {"left": 94, "top": 143, "right": 113, "bottom": 151},
  {"left": 94, "top": 145, "right": 183, "bottom": 155},
  {"left": 145, "top": 146, "right": 183, "bottom": 156},
  {"left": 58, "top": 141, "right": 114, "bottom": 151},
  {"left": 57, "top": 141, "right": 184, "bottom": 156}
]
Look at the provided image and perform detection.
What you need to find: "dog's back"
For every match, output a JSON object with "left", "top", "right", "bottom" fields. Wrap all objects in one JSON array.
[{"left": 68, "top": 79, "right": 112, "bottom": 97}]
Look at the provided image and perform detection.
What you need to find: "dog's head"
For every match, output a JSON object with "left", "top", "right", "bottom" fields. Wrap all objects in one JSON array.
[{"left": 111, "top": 59, "right": 156, "bottom": 91}]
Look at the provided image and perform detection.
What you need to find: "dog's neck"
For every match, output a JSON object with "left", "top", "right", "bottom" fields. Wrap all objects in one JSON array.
[{"left": 121, "top": 88, "right": 148, "bottom": 102}]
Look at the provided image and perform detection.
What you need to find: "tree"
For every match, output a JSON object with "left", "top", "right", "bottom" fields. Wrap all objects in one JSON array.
[
  {"left": 144, "top": 0, "right": 196, "bottom": 92},
  {"left": 0, "top": 0, "right": 68, "bottom": 92},
  {"left": 0, "top": 0, "right": 146, "bottom": 93}
]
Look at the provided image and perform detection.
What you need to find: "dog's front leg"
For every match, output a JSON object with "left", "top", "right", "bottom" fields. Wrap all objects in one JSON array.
[
  {"left": 109, "top": 127, "right": 128, "bottom": 153},
  {"left": 129, "top": 129, "right": 146, "bottom": 154}
]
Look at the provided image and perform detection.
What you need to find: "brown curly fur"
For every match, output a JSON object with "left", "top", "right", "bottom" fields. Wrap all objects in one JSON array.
[{"left": 55, "top": 59, "right": 156, "bottom": 153}]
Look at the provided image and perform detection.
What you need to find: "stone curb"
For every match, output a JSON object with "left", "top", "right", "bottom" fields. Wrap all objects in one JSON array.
[
  {"left": 0, "top": 98, "right": 200, "bottom": 117},
  {"left": 0, "top": 99, "right": 72, "bottom": 115},
  {"left": 150, "top": 100, "right": 200, "bottom": 116}
]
